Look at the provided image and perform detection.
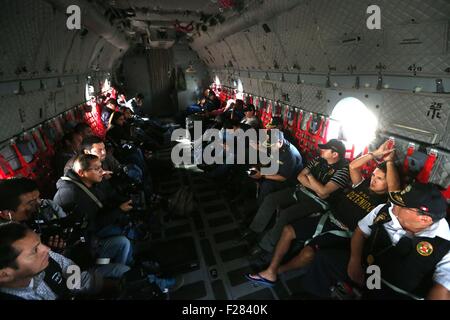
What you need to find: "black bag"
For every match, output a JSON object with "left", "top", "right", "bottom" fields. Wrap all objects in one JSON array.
[
  {"left": 167, "top": 186, "right": 196, "bottom": 218},
  {"left": 118, "top": 267, "right": 165, "bottom": 300}
]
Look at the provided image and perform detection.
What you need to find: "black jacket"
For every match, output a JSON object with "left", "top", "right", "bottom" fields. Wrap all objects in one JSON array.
[{"left": 53, "top": 169, "right": 126, "bottom": 237}]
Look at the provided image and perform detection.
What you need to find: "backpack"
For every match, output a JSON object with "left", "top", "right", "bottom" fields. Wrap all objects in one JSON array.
[{"left": 167, "top": 186, "right": 196, "bottom": 218}]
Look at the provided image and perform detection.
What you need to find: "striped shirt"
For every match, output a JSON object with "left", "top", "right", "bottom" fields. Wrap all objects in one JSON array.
[{"left": 306, "top": 157, "right": 350, "bottom": 189}]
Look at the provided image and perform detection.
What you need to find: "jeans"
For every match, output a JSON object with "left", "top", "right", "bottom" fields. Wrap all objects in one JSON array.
[
  {"left": 97, "top": 234, "right": 133, "bottom": 265},
  {"left": 95, "top": 263, "right": 131, "bottom": 279}
]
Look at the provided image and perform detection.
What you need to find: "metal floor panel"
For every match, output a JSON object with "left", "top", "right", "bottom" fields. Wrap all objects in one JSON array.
[{"left": 152, "top": 148, "right": 305, "bottom": 300}]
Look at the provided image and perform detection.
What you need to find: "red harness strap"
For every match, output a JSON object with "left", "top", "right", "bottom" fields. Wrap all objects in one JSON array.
[
  {"left": 416, "top": 151, "right": 438, "bottom": 183},
  {"left": 442, "top": 186, "right": 450, "bottom": 200},
  {"left": 403, "top": 143, "right": 416, "bottom": 175},
  {"left": 0, "top": 153, "right": 14, "bottom": 179}
]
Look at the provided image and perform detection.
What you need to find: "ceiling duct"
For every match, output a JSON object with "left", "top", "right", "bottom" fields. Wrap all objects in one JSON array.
[
  {"left": 192, "top": 0, "right": 302, "bottom": 47},
  {"left": 44, "top": 0, "right": 130, "bottom": 50},
  {"left": 145, "top": 28, "right": 176, "bottom": 49}
]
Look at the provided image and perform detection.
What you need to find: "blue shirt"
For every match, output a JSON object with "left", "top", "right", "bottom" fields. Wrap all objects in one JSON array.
[{"left": 276, "top": 140, "right": 303, "bottom": 184}]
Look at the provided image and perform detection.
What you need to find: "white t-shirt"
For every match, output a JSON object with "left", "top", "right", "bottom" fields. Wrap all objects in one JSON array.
[{"left": 358, "top": 203, "right": 450, "bottom": 291}]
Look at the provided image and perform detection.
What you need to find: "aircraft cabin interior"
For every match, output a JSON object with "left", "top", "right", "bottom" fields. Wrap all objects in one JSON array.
[{"left": 0, "top": 0, "right": 449, "bottom": 302}]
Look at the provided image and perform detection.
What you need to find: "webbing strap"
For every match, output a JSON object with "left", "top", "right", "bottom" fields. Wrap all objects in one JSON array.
[
  {"left": 403, "top": 145, "right": 415, "bottom": 174},
  {"left": 61, "top": 177, "right": 104, "bottom": 208},
  {"left": 442, "top": 186, "right": 450, "bottom": 200},
  {"left": 294, "top": 186, "right": 330, "bottom": 211},
  {"left": 304, "top": 211, "right": 352, "bottom": 246},
  {"left": 380, "top": 278, "right": 424, "bottom": 300}
]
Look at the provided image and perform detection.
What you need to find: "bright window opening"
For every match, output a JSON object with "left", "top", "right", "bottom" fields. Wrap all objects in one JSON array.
[
  {"left": 101, "top": 78, "right": 111, "bottom": 93},
  {"left": 236, "top": 79, "right": 244, "bottom": 100},
  {"left": 85, "top": 76, "right": 95, "bottom": 102},
  {"left": 327, "top": 97, "right": 378, "bottom": 157},
  {"left": 215, "top": 75, "right": 221, "bottom": 86}
]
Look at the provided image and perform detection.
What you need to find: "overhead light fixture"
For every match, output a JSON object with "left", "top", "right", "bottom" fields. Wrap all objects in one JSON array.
[{"left": 376, "top": 74, "right": 383, "bottom": 90}]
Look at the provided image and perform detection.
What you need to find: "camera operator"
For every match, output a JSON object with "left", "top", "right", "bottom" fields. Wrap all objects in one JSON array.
[
  {"left": 106, "top": 112, "right": 149, "bottom": 176},
  {"left": 121, "top": 107, "right": 165, "bottom": 150},
  {"left": 54, "top": 154, "right": 134, "bottom": 267},
  {"left": 0, "top": 178, "right": 66, "bottom": 252},
  {"left": 0, "top": 223, "right": 106, "bottom": 300},
  {"left": 0, "top": 177, "right": 128, "bottom": 274}
]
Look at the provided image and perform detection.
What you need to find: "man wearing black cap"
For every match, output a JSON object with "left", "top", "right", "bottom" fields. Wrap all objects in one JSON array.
[
  {"left": 241, "top": 104, "right": 262, "bottom": 130},
  {"left": 248, "top": 130, "right": 303, "bottom": 205},
  {"left": 301, "top": 182, "right": 450, "bottom": 299},
  {"left": 243, "top": 139, "right": 349, "bottom": 255}
]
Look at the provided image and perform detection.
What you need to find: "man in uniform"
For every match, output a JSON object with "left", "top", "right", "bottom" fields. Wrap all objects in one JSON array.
[
  {"left": 246, "top": 141, "right": 399, "bottom": 286},
  {"left": 301, "top": 182, "right": 450, "bottom": 300}
]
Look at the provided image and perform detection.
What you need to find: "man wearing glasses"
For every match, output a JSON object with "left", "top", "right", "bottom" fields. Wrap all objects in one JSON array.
[
  {"left": 54, "top": 154, "right": 133, "bottom": 267},
  {"left": 301, "top": 182, "right": 450, "bottom": 300}
]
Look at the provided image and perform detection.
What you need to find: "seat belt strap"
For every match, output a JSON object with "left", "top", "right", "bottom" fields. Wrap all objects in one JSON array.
[{"left": 61, "top": 177, "right": 103, "bottom": 208}]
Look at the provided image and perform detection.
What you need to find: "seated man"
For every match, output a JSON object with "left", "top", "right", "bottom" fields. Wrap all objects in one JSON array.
[
  {"left": 64, "top": 135, "right": 121, "bottom": 176},
  {"left": 301, "top": 182, "right": 450, "bottom": 300},
  {"left": 241, "top": 104, "right": 262, "bottom": 130},
  {"left": 73, "top": 122, "right": 93, "bottom": 139},
  {"left": 244, "top": 139, "right": 350, "bottom": 255},
  {"left": 0, "top": 178, "right": 67, "bottom": 251},
  {"left": 0, "top": 177, "right": 130, "bottom": 279},
  {"left": 127, "top": 93, "right": 145, "bottom": 117},
  {"left": 0, "top": 223, "right": 105, "bottom": 300},
  {"left": 54, "top": 154, "right": 134, "bottom": 266},
  {"left": 101, "top": 99, "right": 118, "bottom": 129},
  {"left": 53, "top": 131, "right": 83, "bottom": 177},
  {"left": 249, "top": 129, "right": 303, "bottom": 205},
  {"left": 246, "top": 141, "right": 399, "bottom": 285}
]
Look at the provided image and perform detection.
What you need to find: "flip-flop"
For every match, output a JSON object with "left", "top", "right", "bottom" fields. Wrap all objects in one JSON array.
[{"left": 245, "top": 273, "right": 276, "bottom": 287}]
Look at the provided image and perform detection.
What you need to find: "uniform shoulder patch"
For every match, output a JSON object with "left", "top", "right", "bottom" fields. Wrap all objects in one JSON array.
[{"left": 416, "top": 241, "right": 433, "bottom": 257}]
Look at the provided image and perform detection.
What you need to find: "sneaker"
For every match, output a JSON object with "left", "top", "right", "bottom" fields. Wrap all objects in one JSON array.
[{"left": 148, "top": 274, "right": 184, "bottom": 293}]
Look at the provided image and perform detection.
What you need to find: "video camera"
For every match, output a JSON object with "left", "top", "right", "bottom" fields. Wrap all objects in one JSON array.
[
  {"left": 28, "top": 204, "right": 88, "bottom": 247},
  {"left": 109, "top": 165, "right": 147, "bottom": 212}
]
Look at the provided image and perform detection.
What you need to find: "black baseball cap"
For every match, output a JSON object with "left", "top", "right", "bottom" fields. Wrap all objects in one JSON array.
[
  {"left": 243, "top": 104, "right": 256, "bottom": 112},
  {"left": 266, "top": 117, "right": 283, "bottom": 129},
  {"left": 389, "top": 183, "right": 448, "bottom": 221},
  {"left": 318, "top": 139, "right": 346, "bottom": 159}
]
